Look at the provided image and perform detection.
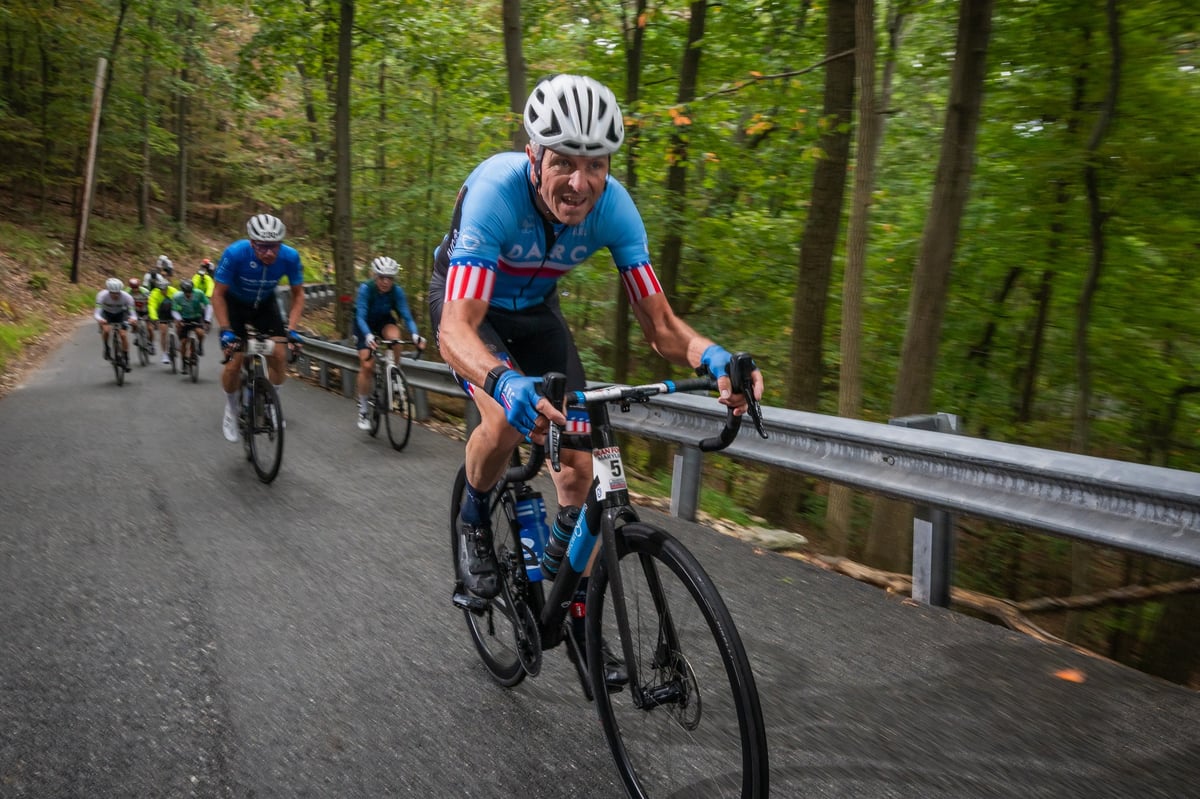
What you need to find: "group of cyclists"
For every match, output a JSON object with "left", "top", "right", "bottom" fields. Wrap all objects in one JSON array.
[{"left": 94, "top": 255, "right": 213, "bottom": 370}]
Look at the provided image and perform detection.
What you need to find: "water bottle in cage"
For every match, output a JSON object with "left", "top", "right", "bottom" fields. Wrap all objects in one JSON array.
[
  {"left": 514, "top": 486, "right": 550, "bottom": 582},
  {"left": 541, "top": 504, "right": 581, "bottom": 579}
]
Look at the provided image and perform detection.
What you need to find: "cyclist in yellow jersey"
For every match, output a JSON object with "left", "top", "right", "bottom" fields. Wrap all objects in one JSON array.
[
  {"left": 193, "top": 259, "right": 216, "bottom": 298},
  {"left": 147, "top": 276, "right": 177, "bottom": 364}
]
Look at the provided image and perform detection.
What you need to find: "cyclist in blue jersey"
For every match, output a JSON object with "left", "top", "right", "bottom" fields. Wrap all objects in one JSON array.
[
  {"left": 354, "top": 256, "right": 426, "bottom": 430},
  {"left": 430, "top": 74, "right": 765, "bottom": 608},
  {"left": 212, "top": 214, "right": 305, "bottom": 443}
]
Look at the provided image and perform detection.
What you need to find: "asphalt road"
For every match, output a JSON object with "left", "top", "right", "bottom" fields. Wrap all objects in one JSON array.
[{"left": 2, "top": 321, "right": 1198, "bottom": 798}]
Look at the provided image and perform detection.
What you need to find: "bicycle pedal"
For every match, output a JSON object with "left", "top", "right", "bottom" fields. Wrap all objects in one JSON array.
[{"left": 451, "top": 591, "right": 488, "bottom": 613}]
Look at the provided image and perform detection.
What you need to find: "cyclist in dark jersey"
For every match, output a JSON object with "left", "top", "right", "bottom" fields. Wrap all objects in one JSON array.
[
  {"left": 430, "top": 74, "right": 764, "bottom": 603},
  {"left": 353, "top": 255, "right": 426, "bottom": 430}
]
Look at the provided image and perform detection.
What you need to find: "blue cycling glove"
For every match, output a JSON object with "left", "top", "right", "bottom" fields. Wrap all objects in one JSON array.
[
  {"left": 492, "top": 370, "right": 543, "bottom": 436},
  {"left": 220, "top": 329, "right": 237, "bottom": 348},
  {"left": 700, "top": 344, "right": 733, "bottom": 381},
  {"left": 287, "top": 329, "right": 303, "bottom": 344}
]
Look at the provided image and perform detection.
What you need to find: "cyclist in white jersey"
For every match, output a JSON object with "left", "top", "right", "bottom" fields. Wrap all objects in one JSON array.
[
  {"left": 430, "top": 74, "right": 765, "bottom": 602},
  {"left": 94, "top": 278, "right": 137, "bottom": 366}
]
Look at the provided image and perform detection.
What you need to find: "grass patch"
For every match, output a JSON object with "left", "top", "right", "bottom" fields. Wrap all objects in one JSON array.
[
  {"left": 0, "top": 319, "right": 48, "bottom": 372},
  {"left": 61, "top": 287, "right": 95, "bottom": 315}
]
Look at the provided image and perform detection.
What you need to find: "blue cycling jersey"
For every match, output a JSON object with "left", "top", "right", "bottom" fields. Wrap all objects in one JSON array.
[
  {"left": 355, "top": 281, "right": 419, "bottom": 339},
  {"left": 214, "top": 239, "right": 304, "bottom": 305},
  {"left": 431, "top": 152, "right": 660, "bottom": 311}
]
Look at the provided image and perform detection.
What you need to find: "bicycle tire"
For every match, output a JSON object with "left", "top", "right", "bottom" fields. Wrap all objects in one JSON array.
[
  {"left": 589, "top": 522, "right": 769, "bottom": 799},
  {"left": 247, "top": 375, "right": 284, "bottom": 483},
  {"left": 110, "top": 328, "right": 125, "bottom": 385},
  {"left": 384, "top": 365, "right": 412, "bottom": 451},
  {"left": 168, "top": 332, "right": 178, "bottom": 374},
  {"left": 187, "top": 332, "right": 199, "bottom": 383},
  {"left": 368, "top": 368, "right": 382, "bottom": 437},
  {"left": 450, "top": 464, "right": 527, "bottom": 687},
  {"left": 136, "top": 325, "right": 149, "bottom": 367}
]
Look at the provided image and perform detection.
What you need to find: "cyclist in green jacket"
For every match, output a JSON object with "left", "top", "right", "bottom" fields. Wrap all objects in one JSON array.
[{"left": 171, "top": 279, "right": 212, "bottom": 357}]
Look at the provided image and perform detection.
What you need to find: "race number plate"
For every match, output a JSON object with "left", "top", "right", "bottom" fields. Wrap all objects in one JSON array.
[
  {"left": 592, "top": 446, "right": 627, "bottom": 500},
  {"left": 245, "top": 338, "right": 275, "bottom": 356}
]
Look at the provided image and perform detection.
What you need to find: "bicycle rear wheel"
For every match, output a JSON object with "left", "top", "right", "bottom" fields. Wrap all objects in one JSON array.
[
  {"left": 383, "top": 364, "right": 412, "bottom": 451},
  {"left": 450, "top": 465, "right": 529, "bottom": 687},
  {"left": 247, "top": 376, "right": 284, "bottom": 483},
  {"left": 168, "top": 333, "right": 178, "bottom": 373},
  {"left": 589, "top": 522, "right": 769, "bottom": 799}
]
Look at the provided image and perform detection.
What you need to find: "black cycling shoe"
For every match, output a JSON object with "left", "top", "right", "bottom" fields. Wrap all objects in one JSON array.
[{"left": 458, "top": 521, "right": 500, "bottom": 599}]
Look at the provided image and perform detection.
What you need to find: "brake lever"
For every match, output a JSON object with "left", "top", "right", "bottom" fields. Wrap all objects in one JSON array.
[
  {"left": 731, "top": 352, "right": 767, "bottom": 440},
  {"left": 541, "top": 372, "right": 567, "bottom": 473}
]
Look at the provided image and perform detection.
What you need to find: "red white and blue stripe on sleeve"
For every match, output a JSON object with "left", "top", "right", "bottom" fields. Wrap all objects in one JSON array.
[
  {"left": 619, "top": 262, "right": 663, "bottom": 304},
  {"left": 444, "top": 258, "right": 496, "bottom": 303}
]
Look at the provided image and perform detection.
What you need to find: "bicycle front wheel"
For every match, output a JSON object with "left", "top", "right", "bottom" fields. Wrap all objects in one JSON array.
[
  {"left": 589, "top": 522, "right": 769, "bottom": 799},
  {"left": 136, "top": 326, "right": 149, "bottom": 367},
  {"left": 247, "top": 376, "right": 284, "bottom": 483},
  {"left": 383, "top": 365, "right": 412, "bottom": 451},
  {"left": 187, "top": 334, "right": 199, "bottom": 382},
  {"left": 168, "top": 334, "right": 178, "bottom": 373},
  {"left": 449, "top": 465, "right": 527, "bottom": 687}
]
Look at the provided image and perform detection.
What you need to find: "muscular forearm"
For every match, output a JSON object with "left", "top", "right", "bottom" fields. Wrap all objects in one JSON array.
[
  {"left": 634, "top": 297, "right": 713, "bottom": 369},
  {"left": 287, "top": 289, "right": 304, "bottom": 330},
  {"left": 439, "top": 300, "right": 503, "bottom": 388}
]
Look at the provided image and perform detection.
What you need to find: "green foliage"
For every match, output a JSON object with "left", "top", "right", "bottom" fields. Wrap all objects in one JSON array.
[
  {"left": 0, "top": 319, "right": 47, "bottom": 372},
  {"left": 27, "top": 272, "right": 50, "bottom": 292}
]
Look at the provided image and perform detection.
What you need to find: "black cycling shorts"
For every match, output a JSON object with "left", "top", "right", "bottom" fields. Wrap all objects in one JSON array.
[
  {"left": 225, "top": 293, "right": 286, "bottom": 339},
  {"left": 100, "top": 310, "right": 128, "bottom": 325},
  {"left": 430, "top": 291, "right": 591, "bottom": 447}
]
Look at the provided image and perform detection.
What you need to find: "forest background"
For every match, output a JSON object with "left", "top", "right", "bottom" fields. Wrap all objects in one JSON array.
[{"left": 1, "top": 0, "right": 1198, "bottom": 687}]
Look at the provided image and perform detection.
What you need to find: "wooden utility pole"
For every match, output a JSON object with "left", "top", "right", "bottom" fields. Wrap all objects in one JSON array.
[{"left": 71, "top": 57, "right": 108, "bottom": 283}]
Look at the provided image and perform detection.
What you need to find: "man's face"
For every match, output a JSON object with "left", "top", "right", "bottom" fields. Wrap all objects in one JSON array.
[
  {"left": 528, "top": 146, "right": 609, "bottom": 226},
  {"left": 251, "top": 240, "right": 281, "bottom": 265}
]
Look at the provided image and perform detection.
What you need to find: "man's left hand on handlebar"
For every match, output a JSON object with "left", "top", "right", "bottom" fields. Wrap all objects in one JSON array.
[{"left": 491, "top": 369, "right": 566, "bottom": 440}]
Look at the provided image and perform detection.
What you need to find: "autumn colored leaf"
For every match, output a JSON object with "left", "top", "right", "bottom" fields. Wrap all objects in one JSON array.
[{"left": 1054, "top": 668, "right": 1087, "bottom": 684}]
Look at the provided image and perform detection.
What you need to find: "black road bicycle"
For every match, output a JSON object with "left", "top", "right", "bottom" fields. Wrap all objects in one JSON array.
[
  {"left": 179, "top": 321, "right": 204, "bottom": 383},
  {"left": 450, "top": 354, "right": 770, "bottom": 798},
  {"left": 223, "top": 328, "right": 296, "bottom": 484},
  {"left": 165, "top": 324, "right": 179, "bottom": 374},
  {"left": 133, "top": 318, "right": 152, "bottom": 367},
  {"left": 366, "top": 338, "right": 422, "bottom": 451},
  {"left": 106, "top": 322, "right": 131, "bottom": 386}
]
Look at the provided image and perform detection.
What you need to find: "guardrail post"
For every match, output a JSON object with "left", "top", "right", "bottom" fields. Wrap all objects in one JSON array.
[
  {"left": 412, "top": 386, "right": 429, "bottom": 421},
  {"left": 890, "top": 412, "right": 959, "bottom": 608},
  {"left": 670, "top": 445, "right": 703, "bottom": 522}
]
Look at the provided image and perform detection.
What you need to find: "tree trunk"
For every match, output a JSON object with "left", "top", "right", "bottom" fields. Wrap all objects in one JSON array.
[
  {"left": 614, "top": 0, "right": 647, "bottom": 384},
  {"left": 646, "top": 0, "right": 706, "bottom": 474},
  {"left": 1067, "top": 0, "right": 1121, "bottom": 641},
  {"left": 760, "top": 0, "right": 855, "bottom": 528},
  {"left": 333, "top": 0, "right": 355, "bottom": 337},
  {"left": 502, "top": 0, "right": 527, "bottom": 151},
  {"left": 826, "top": 1, "right": 907, "bottom": 553},
  {"left": 865, "top": 0, "right": 994, "bottom": 572}
]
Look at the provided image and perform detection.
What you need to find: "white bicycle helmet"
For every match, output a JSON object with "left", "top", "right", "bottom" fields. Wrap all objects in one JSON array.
[
  {"left": 523, "top": 74, "right": 624, "bottom": 156},
  {"left": 246, "top": 213, "right": 286, "bottom": 242},
  {"left": 370, "top": 256, "right": 400, "bottom": 277},
  {"left": 156, "top": 254, "right": 172, "bottom": 271},
  {"left": 106, "top": 278, "right": 123, "bottom": 293},
  {"left": 155, "top": 277, "right": 170, "bottom": 290}
]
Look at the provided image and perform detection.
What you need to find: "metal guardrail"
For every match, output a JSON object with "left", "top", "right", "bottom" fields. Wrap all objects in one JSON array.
[{"left": 293, "top": 335, "right": 1200, "bottom": 599}]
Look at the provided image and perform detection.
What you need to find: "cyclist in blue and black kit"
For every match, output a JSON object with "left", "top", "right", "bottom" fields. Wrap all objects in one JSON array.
[
  {"left": 212, "top": 213, "right": 305, "bottom": 443},
  {"left": 431, "top": 75, "right": 765, "bottom": 625},
  {"left": 354, "top": 256, "right": 426, "bottom": 430}
]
